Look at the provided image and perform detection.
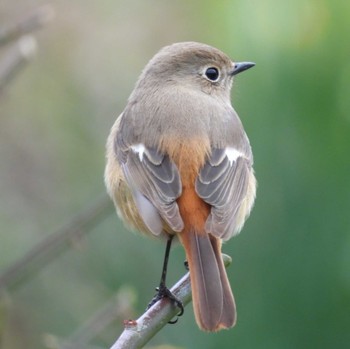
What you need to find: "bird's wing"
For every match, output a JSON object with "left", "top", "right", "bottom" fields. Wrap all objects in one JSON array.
[
  {"left": 116, "top": 136, "right": 184, "bottom": 236},
  {"left": 195, "top": 147, "right": 252, "bottom": 240}
]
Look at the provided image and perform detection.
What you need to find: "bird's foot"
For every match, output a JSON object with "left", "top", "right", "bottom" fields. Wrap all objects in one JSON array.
[{"left": 147, "top": 284, "right": 184, "bottom": 324}]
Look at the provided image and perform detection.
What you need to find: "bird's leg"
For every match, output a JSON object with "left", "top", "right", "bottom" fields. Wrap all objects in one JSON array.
[{"left": 147, "top": 234, "right": 184, "bottom": 323}]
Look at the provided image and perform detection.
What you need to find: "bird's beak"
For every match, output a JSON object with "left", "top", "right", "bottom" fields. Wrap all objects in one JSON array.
[{"left": 231, "top": 62, "right": 255, "bottom": 76}]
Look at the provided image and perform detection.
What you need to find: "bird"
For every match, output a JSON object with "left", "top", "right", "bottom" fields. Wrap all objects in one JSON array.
[{"left": 104, "top": 41, "right": 256, "bottom": 332}]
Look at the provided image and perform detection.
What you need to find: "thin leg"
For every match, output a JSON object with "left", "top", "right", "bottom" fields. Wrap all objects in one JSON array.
[
  {"left": 147, "top": 234, "right": 184, "bottom": 322},
  {"left": 159, "top": 233, "right": 173, "bottom": 288}
]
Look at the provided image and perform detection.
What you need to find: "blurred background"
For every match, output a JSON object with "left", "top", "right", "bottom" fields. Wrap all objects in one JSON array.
[{"left": 1, "top": 0, "right": 349, "bottom": 348}]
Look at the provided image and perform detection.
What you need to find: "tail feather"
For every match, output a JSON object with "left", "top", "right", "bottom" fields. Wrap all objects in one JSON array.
[
  {"left": 181, "top": 230, "right": 236, "bottom": 331},
  {"left": 210, "top": 235, "right": 236, "bottom": 328}
]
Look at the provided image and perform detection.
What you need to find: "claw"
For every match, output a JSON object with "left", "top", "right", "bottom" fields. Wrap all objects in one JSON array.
[{"left": 147, "top": 284, "right": 184, "bottom": 324}]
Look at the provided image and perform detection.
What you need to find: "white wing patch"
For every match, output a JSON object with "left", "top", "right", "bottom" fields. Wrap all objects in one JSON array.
[
  {"left": 131, "top": 143, "right": 146, "bottom": 162},
  {"left": 225, "top": 147, "right": 243, "bottom": 165}
]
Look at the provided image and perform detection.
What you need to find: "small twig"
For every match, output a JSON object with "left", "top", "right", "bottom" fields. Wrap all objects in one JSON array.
[
  {"left": 0, "top": 195, "right": 114, "bottom": 292},
  {"left": 0, "top": 35, "right": 37, "bottom": 90},
  {"left": 110, "top": 254, "right": 232, "bottom": 349},
  {"left": 0, "top": 5, "right": 55, "bottom": 46},
  {"left": 42, "top": 287, "right": 136, "bottom": 349},
  {"left": 64, "top": 287, "right": 136, "bottom": 348}
]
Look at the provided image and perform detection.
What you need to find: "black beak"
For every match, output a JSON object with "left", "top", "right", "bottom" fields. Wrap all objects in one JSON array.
[{"left": 231, "top": 62, "right": 255, "bottom": 76}]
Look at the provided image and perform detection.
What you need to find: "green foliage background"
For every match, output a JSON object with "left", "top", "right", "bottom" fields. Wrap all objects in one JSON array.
[{"left": 1, "top": 0, "right": 349, "bottom": 348}]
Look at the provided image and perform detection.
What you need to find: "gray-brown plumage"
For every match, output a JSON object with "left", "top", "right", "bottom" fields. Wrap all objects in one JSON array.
[{"left": 105, "top": 42, "right": 256, "bottom": 331}]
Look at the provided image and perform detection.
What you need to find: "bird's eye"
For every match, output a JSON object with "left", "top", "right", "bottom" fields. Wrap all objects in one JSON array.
[{"left": 204, "top": 67, "right": 219, "bottom": 81}]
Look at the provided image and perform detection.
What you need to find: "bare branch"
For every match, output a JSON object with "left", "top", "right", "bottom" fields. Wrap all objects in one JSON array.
[
  {"left": 0, "top": 196, "right": 114, "bottom": 291},
  {"left": 110, "top": 254, "right": 232, "bottom": 349},
  {"left": 42, "top": 287, "right": 136, "bottom": 349},
  {"left": 0, "top": 5, "right": 55, "bottom": 46},
  {"left": 0, "top": 35, "right": 37, "bottom": 90}
]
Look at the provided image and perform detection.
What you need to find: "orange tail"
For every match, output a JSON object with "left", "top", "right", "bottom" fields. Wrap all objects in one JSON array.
[{"left": 181, "top": 229, "right": 236, "bottom": 331}]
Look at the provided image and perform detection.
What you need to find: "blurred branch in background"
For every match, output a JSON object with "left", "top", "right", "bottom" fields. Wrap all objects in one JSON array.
[
  {"left": 110, "top": 255, "right": 232, "bottom": 349},
  {"left": 0, "top": 196, "right": 114, "bottom": 292},
  {"left": 43, "top": 287, "right": 137, "bottom": 349},
  {"left": 0, "top": 35, "right": 37, "bottom": 90},
  {"left": 0, "top": 5, "right": 54, "bottom": 47},
  {"left": 0, "top": 4, "right": 54, "bottom": 91}
]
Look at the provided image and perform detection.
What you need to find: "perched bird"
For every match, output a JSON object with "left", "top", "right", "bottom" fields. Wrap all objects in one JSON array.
[{"left": 105, "top": 42, "right": 256, "bottom": 332}]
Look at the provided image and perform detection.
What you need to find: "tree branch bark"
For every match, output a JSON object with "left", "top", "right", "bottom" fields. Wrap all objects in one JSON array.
[{"left": 110, "top": 254, "right": 232, "bottom": 349}]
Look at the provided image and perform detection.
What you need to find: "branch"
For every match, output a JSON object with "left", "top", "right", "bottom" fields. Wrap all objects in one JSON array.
[
  {"left": 110, "top": 254, "right": 232, "bottom": 349},
  {"left": 0, "top": 196, "right": 114, "bottom": 292},
  {"left": 0, "top": 5, "right": 55, "bottom": 46},
  {"left": 42, "top": 287, "right": 136, "bottom": 349},
  {"left": 0, "top": 35, "right": 37, "bottom": 90}
]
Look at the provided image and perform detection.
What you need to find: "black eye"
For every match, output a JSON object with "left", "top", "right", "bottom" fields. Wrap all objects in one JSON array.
[{"left": 205, "top": 67, "right": 219, "bottom": 81}]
